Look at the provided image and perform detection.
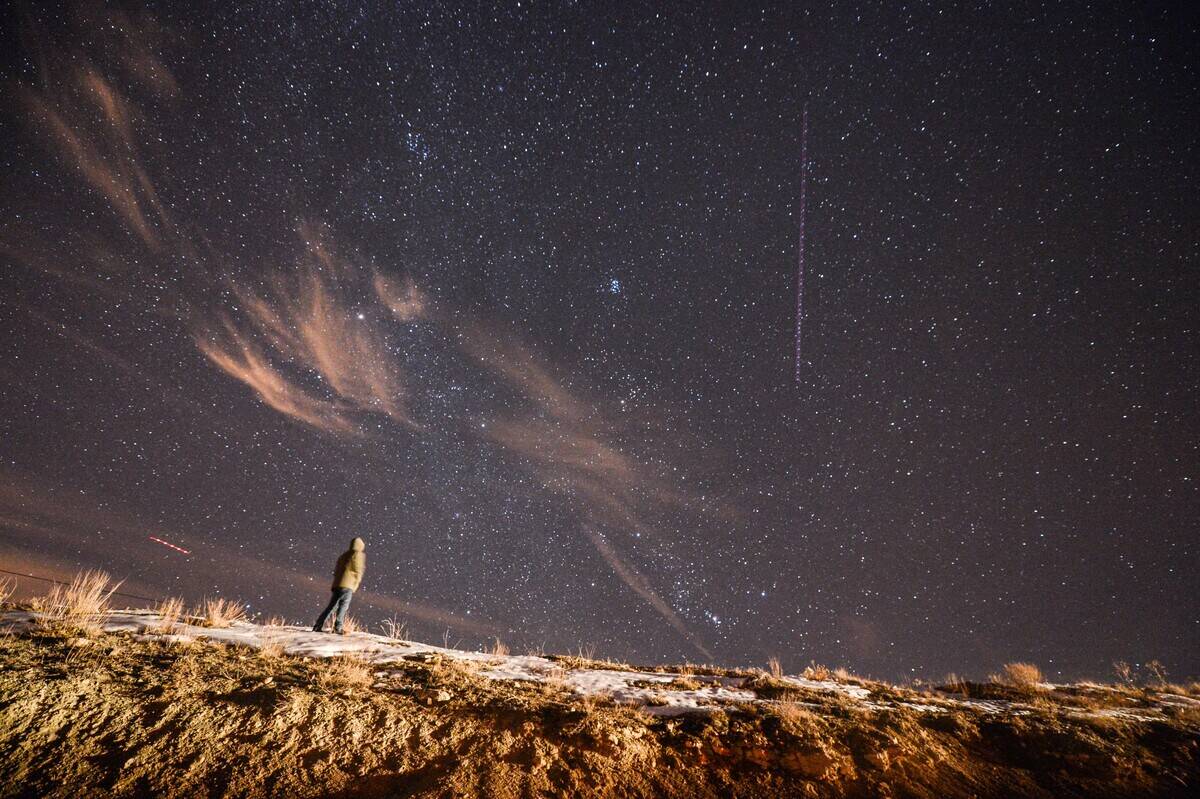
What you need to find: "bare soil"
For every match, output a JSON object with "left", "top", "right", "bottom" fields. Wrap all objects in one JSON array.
[{"left": 0, "top": 630, "right": 1197, "bottom": 798}]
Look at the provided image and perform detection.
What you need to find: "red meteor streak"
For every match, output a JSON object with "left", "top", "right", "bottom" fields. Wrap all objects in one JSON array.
[{"left": 148, "top": 535, "right": 190, "bottom": 555}]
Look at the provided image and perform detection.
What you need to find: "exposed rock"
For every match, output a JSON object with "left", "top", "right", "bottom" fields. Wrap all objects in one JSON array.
[
  {"left": 864, "top": 749, "right": 891, "bottom": 771},
  {"left": 742, "top": 746, "right": 773, "bottom": 768},
  {"left": 782, "top": 748, "right": 839, "bottom": 780},
  {"left": 414, "top": 687, "right": 452, "bottom": 704},
  {"left": 707, "top": 739, "right": 733, "bottom": 758},
  {"left": 412, "top": 686, "right": 451, "bottom": 705}
]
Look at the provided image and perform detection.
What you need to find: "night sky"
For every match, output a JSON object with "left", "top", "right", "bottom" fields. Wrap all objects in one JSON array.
[{"left": 1, "top": 1, "right": 1196, "bottom": 682}]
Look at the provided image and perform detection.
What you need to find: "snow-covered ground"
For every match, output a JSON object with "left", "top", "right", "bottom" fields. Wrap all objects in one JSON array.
[{"left": 3, "top": 609, "right": 1195, "bottom": 722}]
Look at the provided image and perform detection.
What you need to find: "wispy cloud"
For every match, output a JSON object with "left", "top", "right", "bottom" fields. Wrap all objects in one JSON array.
[
  {"left": 454, "top": 318, "right": 715, "bottom": 658},
  {"left": 195, "top": 319, "right": 359, "bottom": 435},
  {"left": 98, "top": 8, "right": 180, "bottom": 99},
  {"left": 16, "top": 25, "right": 176, "bottom": 253},
  {"left": 584, "top": 527, "right": 715, "bottom": 661},
  {"left": 195, "top": 223, "right": 418, "bottom": 434},
  {"left": 457, "top": 319, "right": 686, "bottom": 532},
  {"left": 373, "top": 272, "right": 430, "bottom": 322},
  {"left": 22, "top": 88, "right": 166, "bottom": 250}
]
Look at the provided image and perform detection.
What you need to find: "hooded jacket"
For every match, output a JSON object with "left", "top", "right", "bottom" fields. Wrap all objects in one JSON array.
[{"left": 332, "top": 537, "right": 366, "bottom": 591}]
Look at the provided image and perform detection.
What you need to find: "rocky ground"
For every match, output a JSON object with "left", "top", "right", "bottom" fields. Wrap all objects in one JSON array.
[{"left": 1, "top": 609, "right": 1198, "bottom": 798}]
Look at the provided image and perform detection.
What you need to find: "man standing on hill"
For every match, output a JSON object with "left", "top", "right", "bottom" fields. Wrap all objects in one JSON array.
[{"left": 313, "top": 537, "right": 366, "bottom": 634}]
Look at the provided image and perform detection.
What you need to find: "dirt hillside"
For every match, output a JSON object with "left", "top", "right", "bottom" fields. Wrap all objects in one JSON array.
[{"left": 1, "top": 617, "right": 1198, "bottom": 798}]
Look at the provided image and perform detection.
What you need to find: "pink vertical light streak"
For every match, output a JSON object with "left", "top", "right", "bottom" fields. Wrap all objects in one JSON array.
[{"left": 795, "top": 105, "right": 809, "bottom": 381}]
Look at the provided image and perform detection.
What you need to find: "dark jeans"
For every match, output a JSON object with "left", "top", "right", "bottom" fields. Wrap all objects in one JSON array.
[{"left": 314, "top": 587, "right": 353, "bottom": 632}]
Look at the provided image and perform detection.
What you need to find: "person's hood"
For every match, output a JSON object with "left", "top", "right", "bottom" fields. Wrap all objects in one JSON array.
[{"left": 350, "top": 537, "right": 365, "bottom": 552}]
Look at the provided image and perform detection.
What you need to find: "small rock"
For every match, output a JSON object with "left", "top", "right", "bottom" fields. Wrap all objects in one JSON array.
[
  {"left": 782, "top": 749, "right": 838, "bottom": 779},
  {"left": 743, "top": 747, "right": 773, "bottom": 768},
  {"left": 415, "top": 687, "right": 452, "bottom": 704},
  {"left": 708, "top": 740, "right": 733, "bottom": 758},
  {"left": 864, "top": 750, "right": 890, "bottom": 771}
]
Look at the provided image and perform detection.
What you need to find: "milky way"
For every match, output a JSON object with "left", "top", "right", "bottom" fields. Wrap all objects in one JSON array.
[{"left": 0, "top": 2, "right": 1196, "bottom": 681}]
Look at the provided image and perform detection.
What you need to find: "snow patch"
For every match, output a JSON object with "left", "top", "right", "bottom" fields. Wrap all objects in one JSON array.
[{"left": 0, "top": 610, "right": 1180, "bottom": 721}]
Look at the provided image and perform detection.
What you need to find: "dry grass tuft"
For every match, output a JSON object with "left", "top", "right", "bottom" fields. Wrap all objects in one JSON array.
[
  {"left": 579, "top": 690, "right": 614, "bottom": 711},
  {"left": 942, "top": 673, "right": 969, "bottom": 694},
  {"left": 548, "top": 645, "right": 640, "bottom": 672},
  {"left": 196, "top": 597, "right": 246, "bottom": 628},
  {"left": 340, "top": 616, "right": 364, "bottom": 634},
  {"left": 553, "top": 644, "right": 597, "bottom": 669},
  {"left": 314, "top": 655, "right": 374, "bottom": 692},
  {"left": 539, "top": 665, "right": 569, "bottom": 691},
  {"left": 767, "top": 656, "right": 784, "bottom": 679},
  {"left": 258, "top": 633, "right": 285, "bottom": 659},
  {"left": 489, "top": 637, "right": 510, "bottom": 657},
  {"left": 1113, "top": 661, "right": 1135, "bottom": 686},
  {"left": 436, "top": 657, "right": 485, "bottom": 678},
  {"left": 379, "top": 616, "right": 407, "bottom": 641},
  {"left": 32, "top": 570, "right": 121, "bottom": 637},
  {"left": 772, "top": 691, "right": 821, "bottom": 734},
  {"left": 802, "top": 662, "right": 832, "bottom": 681},
  {"left": 149, "top": 597, "right": 185, "bottom": 633},
  {"left": 1145, "top": 660, "right": 1168, "bottom": 688},
  {"left": 257, "top": 615, "right": 289, "bottom": 658},
  {"left": 1000, "top": 662, "right": 1044, "bottom": 688},
  {"left": 0, "top": 577, "right": 14, "bottom": 606}
]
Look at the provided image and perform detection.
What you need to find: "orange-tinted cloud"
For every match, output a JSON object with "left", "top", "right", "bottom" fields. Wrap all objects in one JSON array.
[
  {"left": 195, "top": 320, "right": 358, "bottom": 435},
  {"left": 584, "top": 527, "right": 714, "bottom": 661},
  {"left": 454, "top": 317, "right": 715, "bottom": 656},
  {"left": 458, "top": 319, "right": 689, "bottom": 533},
  {"left": 373, "top": 272, "right": 430, "bottom": 322},
  {"left": 195, "top": 224, "right": 417, "bottom": 433},
  {"left": 457, "top": 320, "right": 592, "bottom": 424},
  {"left": 66, "top": 4, "right": 180, "bottom": 99},
  {"left": 14, "top": 4, "right": 180, "bottom": 257},
  {"left": 22, "top": 84, "right": 168, "bottom": 251},
  {"left": 104, "top": 9, "right": 180, "bottom": 98}
]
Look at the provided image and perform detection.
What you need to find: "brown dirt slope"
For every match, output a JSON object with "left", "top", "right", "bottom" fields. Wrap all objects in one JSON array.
[{"left": 0, "top": 630, "right": 1197, "bottom": 798}]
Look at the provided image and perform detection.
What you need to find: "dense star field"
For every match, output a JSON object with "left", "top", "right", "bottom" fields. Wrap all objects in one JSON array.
[{"left": 1, "top": 2, "right": 1195, "bottom": 682}]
